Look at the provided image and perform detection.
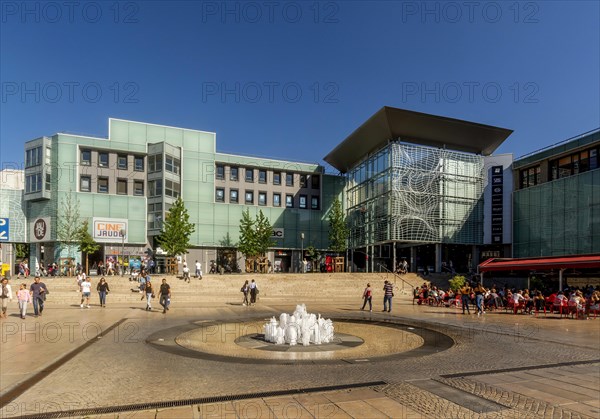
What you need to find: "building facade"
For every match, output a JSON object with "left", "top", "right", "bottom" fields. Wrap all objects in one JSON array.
[
  {"left": 324, "top": 107, "right": 514, "bottom": 273},
  {"left": 21, "top": 119, "right": 344, "bottom": 274},
  {"left": 513, "top": 128, "right": 600, "bottom": 257}
]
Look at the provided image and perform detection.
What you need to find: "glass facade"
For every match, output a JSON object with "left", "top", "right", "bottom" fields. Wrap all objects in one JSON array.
[
  {"left": 347, "top": 142, "right": 484, "bottom": 248},
  {"left": 514, "top": 161, "right": 600, "bottom": 257}
]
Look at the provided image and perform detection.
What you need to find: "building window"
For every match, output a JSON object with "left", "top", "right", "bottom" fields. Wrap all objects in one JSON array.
[
  {"left": 311, "top": 196, "right": 319, "bottom": 210},
  {"left": 258, "top": 192, "right": 267, "bottom": 206},
  {"left": 230, "top": 189, "right": 239, "bottom": 203},
  {"left": 117, "top": 155, "right": 128, "bottom": 170},
  {"left": 80, "top": 175, "right": 91, "bottom": 192},
  {"left": 273, "top": 193, "right": 281, "bottom": 207},
  {"left": 165, "top": 180, "right": 180, "bottom": 198},
  {"left": 245, "top": 190, "right": 254, "bottom": 204},
  {"left": 299, "top": 195, "right": 307, "bottom": 209},
  {"left": 216, "top": 164, "right": 225, "bottom": 180},
  {"left": 45, "top": 172, "right": 51, "bottom": 191},
  {"left": 45, "top": 147, "right": 51, "bottom": 165},
  {"left": 134, "top": 156, "right": 144, "bottom": 171},
  {"left": 519, "top": 166, "right": 541, "bottom": 189},
  {"left": 258, "top": 170, "right": 267, "bottom": 183},
  {"left": 98, "top": 177, "right": 109, "bottom": 193},
  {"left": 300, "top": 175, "right": 307, "bottom": 188},
  {"left": 117, "top": 178, "right": 128, "bottom": 195},
  {"left": 149, "top": 179, "right": 163, "bottom": 197},
  {"left": 245, "top": 168, "right": 254, "bottom": 182},
  {"left": 230, "top": 166, "right": 239, "bottom": 181},
  {"left": 286, "top": 194, "right": 293, "bottom": 208},
  {"left": 165, "top": 155, "right": 180, "bottom": 174},
  {"left": 134, "top": 180, "right": 144, "bottom": 196},
  {"left": 26, "top": 173, "right": 42, "bottom": 193},
  {"left": 286, "top": 173, "right": 294, "bottom": 186},
  {"left": 25, "top": 147, "right": 42, "bottom": 168},
  {"left": 148, "top": 155, "right": 162, "bottom": 173},
  {"left": 81, "top": 149, "right": 91, "bottom": 166},
  {"left": 311, "top": 175, "right": 320, "bottom": 189},
  {"left": 216, "top": 188, "right": 225, "bottom": 202},
  {"left": 273, "top": 172, "right": 281, "bottom": 185},
  {"left": 98, "top": 152, "right": 109, "bottom": 168}
]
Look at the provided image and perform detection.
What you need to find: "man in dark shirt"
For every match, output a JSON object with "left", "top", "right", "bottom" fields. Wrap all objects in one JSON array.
[
  {"left": 29, "top": 276, "right": 48, "bottom": 317},
  {"left": 158, "top": 278, "right": 171, "bottom": 314}
]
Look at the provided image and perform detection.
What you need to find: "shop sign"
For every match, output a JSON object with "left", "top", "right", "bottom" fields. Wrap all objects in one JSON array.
[
  {"left": 490, "top": 166, "right": 503, "bottom": 243},
  {"left": 30, "top": 217, "right": 50, "bottom": 242},
  {"left": 271, "top": 228, "right": 284, "bottom": 239},
  {"left": 93, "top": 218, "right": 128, "bottom": 243}
]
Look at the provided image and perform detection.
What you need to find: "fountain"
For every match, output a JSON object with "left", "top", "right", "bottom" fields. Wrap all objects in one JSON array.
[{"left": 263, "top": 304, "right": 334, "bottom": 346}]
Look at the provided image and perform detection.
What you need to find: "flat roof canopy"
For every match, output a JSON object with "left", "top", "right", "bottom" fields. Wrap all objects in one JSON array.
[
  {"left": 324, "top": 107, "right": 513, "bottom": 173},
  {"left": 478, "top": 254, "right": 600, "bottom": 273}
]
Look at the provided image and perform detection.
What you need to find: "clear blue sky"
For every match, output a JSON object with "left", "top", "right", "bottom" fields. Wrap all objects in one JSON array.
[{"left": 1, "top": 1, "right": 599, "bottom": 170}]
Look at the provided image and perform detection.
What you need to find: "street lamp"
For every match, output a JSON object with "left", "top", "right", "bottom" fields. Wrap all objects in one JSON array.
[
  {"left": 300, "top": 232, "right": 304, "bottom": 273},
  {"left": 119, "top": 228, "right": 126, "bottom": 277}
]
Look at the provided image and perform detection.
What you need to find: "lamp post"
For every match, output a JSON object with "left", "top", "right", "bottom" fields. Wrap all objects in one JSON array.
[
  {"left": 300, "top": 232, "right": 304, "bottom": 273},
  {"left": 119, "top": 228, "right": 126, "bottom": 277}
]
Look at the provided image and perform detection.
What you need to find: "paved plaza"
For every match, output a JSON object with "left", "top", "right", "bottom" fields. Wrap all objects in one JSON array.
[{"left": 0, "top": 274, "right": 599, "bottom": 418}]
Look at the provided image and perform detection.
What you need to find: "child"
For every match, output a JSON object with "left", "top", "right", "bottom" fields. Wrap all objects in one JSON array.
[{"left": 17, "top": 283, "right": 30, "bottom": 319}]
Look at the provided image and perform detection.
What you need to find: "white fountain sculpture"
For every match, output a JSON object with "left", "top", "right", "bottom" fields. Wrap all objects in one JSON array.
[{"left": 263, "top": 304, "right": 334, "bottom": 346}]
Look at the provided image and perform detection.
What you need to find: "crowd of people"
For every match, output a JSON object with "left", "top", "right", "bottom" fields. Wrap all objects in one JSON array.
[{"left": 413, "top": 281, "right": 600, "bottom": 319}]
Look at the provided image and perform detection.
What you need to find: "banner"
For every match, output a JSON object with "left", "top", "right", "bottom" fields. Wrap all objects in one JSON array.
[{"left": 93, "top": 218, "right": 128, "bottom": 243}]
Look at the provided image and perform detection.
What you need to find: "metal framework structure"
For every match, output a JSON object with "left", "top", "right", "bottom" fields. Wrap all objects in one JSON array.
[{"left": 347, "top": 142, "right": 484, "bottom": 249}]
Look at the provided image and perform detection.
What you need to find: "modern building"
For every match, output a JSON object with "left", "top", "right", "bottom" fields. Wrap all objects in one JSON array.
[
  {"left": 512, "top": 128, "right": 600, "bottom": 258},
  {"left": 324, "top": 107, "right": 514, "bottom": 273},
  {"left": 0, "top": 169, "right": 26, "bottom": 275},
  {"left": 21, "top": 119, "right": 344, "bottom": 274}
]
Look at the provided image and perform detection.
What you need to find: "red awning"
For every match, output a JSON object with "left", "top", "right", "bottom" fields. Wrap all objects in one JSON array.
[{"left": 478, "top": 254, "right": 600, "bottom": 272}]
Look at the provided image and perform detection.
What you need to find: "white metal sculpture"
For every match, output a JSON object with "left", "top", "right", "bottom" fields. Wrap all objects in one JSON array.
[{"left": 263, "top": 304, "right": 334, "bottom": 346}]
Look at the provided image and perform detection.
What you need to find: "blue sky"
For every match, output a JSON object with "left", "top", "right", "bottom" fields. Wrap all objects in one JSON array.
[{"left": 1, "top": 1, "right": 599, "bottom": 170}]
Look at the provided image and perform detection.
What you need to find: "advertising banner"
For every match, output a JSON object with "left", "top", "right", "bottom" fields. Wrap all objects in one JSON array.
[{"left": 93, "top": 218, "right": 128, "bottom": 243}]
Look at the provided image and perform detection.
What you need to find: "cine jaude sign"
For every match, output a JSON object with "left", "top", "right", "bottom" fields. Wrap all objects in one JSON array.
[{"left": 93, "top": 218, "right": 128, "bottom": 243}]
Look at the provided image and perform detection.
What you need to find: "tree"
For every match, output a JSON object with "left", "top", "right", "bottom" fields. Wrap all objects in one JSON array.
[
  {"left": 449, "top": 275, "right": 467, "bottom": 292},
  {"left": 328, "top": 197, "right": 349, "bottom": 254},
  {"left": 156, "top": 197, "right": 195, "bottom": 257},
  {"left": 56, "top": 190, "right": 81, "bottom": 260},
  {"left": 255, "top": 210, "right": 275, "bottom": 256},
  {"left": 238, "top": 209, "right": 257, "bottom": 259},
  {"left": 78, "top": 220, "right": 100, "bottom": 274},
  {"left": 305, "top": 245, "right": 320, "bottom": 272},
  {"left": 238, "top": 209, "right": 275, "bottom": 272}
]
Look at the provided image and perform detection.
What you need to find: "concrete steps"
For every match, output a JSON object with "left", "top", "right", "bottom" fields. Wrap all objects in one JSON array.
[{"left": 33, "top": 272, "right": 425, "bottom": 305}]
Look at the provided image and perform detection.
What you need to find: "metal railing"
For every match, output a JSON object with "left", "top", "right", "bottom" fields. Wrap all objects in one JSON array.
[{"left": 377, "top": 264, "right": 412, "bottom": 291}]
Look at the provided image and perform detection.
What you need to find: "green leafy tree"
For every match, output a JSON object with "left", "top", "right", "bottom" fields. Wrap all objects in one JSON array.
[
  {"left": 238, "top": 209, "right": 257, "bottom": 259},
  {"left": 255, "top": 210, "right": 275, "bottom": 256},
  {"left": 15, "top": 243, "right": 29, "bottom": 259},
  {"left": 305, "top": 245, "right": 320, "bottom": 273},
  {"left": 56, "top": 190, "right": 81, "bottom": 260},
  {"left": 77, "top": 220, "right": 100, "bottom": 274},
  {"left": 449, "top": 275, "right": 467, "bottom": 292},
  {"left": 156, "top": 197, "right": 195, "bottom": 257},
  {"left": 328, "top": 197, "right": 349, "bottom": 254}
]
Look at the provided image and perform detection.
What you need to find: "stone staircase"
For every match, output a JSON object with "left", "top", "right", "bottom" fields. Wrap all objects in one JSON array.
[{"left": 34, "top": 272, "right": 425, "bottom": 305}]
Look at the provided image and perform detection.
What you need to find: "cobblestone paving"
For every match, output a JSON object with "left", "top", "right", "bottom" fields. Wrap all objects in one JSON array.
[{"left": 1, "top": 299, "right": 599, "bottom": 418}]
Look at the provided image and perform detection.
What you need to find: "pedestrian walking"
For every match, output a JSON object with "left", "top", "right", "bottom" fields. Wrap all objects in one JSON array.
[
  {"left": 474, "top": 282, "right": 486, "bottom": 316},
  {"left": 158, "top": 278, "right": 171, "bottom": 313},
  {"left": 144, "top": 280, "right": 154, "bottom": 311},
  {"left": 361, "top": 283, "right": 372, "bottom": 311},
  {"left": 29, "top": 276, "right": 48, "bottom": 317},
  {"left": 241, "top": 280, "right": 249, "bottom": 306},
  {"left": 460, "top": 283, "right": 472, "bottom": 314},
  {"left": 1, "top": 277, "right": 13, "bottom": 318},
  {"left": 17, "top": 283, "right": 30, "bottom": 319},
  {"left": 249, "top": 279, "right": 258, "bottom": 306},
  {"left": 97, "top": 277, "right": 110, "bottom": 307},
  {"left": 80, "top": 276, "right": 92, "bottom": 308},
  {"left": 182, "top": 262, "right": 190, "bottom": 282},
  {"left": 382, "top": 280, "right": 394, "bottom": 312},
  {"left": 195, "top": 260, "right": 203, "bottom": 279}
]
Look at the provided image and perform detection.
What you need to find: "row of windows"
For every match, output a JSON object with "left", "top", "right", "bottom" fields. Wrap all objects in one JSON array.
[
  {"left": 80, "top": 176, "right": 144, "bottom": 196},
  {"left": 216, "top": 165, "right": 320, "bottom": 189},
  {"left": 148, "top": 154, "right": 181, "bottom": 175},
  {"left": 148, "top": 179, "right": 180, "bottom": 198},
  {"left": 25, "top": 146, "right": 49, "bottom": 168},
  {"left": 215, "top": 188, "right": 319, "bottom": 209},
  {"left": 81, "top": 150, "right": 144, "bottom": 171},
  {"left": 519, "top": 146, "right": 600, "bottom": 189}
]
